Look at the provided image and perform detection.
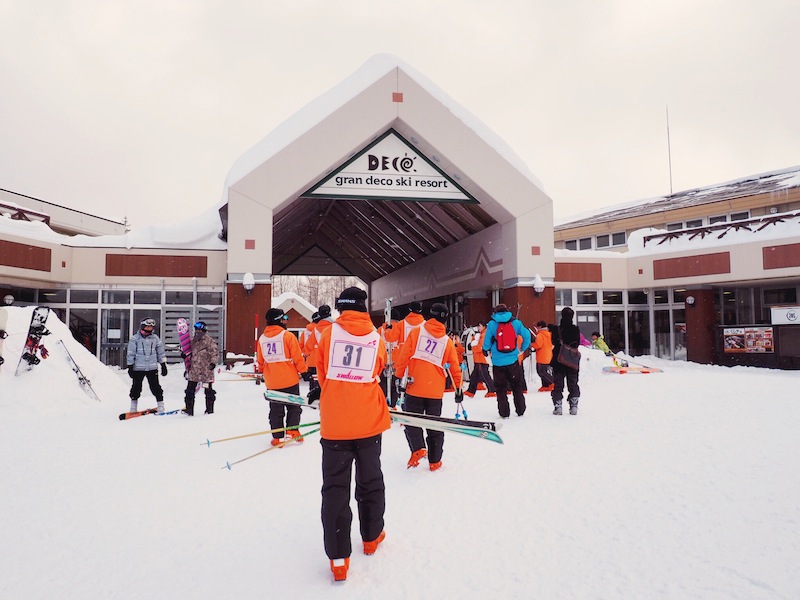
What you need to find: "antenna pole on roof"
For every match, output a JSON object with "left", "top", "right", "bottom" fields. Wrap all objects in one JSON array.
[{"left": 666, "top": 104, "right": 674, "bottom": 196}]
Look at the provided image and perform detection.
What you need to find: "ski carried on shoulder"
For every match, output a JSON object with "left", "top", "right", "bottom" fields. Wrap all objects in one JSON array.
[{"left": 263, "top": 390, "right": 503, "bottom": 444}]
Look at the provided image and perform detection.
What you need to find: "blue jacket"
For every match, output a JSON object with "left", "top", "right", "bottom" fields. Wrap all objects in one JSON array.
[{"left": 483, "top": 311, "right": 532, "bottom": 366}]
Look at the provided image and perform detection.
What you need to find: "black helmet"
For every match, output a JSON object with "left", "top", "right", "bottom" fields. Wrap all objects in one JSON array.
[{"left": 194, "top": 321, "right": 207, "bottom": 331}]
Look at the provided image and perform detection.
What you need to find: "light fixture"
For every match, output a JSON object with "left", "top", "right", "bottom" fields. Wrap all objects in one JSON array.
[
  {"left": 242, "top": 272, "right": 255, "bottom": 295},
  {"left": 533, "top": 274, "right": 545, "bottom": 296},
  {"left": 3, "top": 294, "right": 13, "bottom": 305},
  {"left": 686, "top": 295, "right": 696, "bottom": 306}
]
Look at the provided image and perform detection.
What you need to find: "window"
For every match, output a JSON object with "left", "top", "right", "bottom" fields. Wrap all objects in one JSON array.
[
  {"left": 565, "top": 240, "right": 577, "bottom": 250},
  {"left": 666, "top": 222, "right": 683, "bottom": 231},
  {"left": 653, "top": 289, "right": 669, "bottom": 304},
  {"left": 730, "top": 211, "right": 750, "bottom": 222},
  {"left": 596, "top": 234, "right": 610, "bottom": 248},
  {"left": 686, "top": 219, "right": 703, "bottom": 228},
  {"left": 577, "top": 291, "right": 598, "bottom": 305},
  {"left": 197, "top": 292, "right": 223, "bottom": 305},
  {"left": 166, "top": 291, "right": 193, "bottom": 305},
  {"left": 102, "top": 290, "right": 131, "bottom": 305},
  {"left": 578, "top": 237, "right": 592, "bottom": 250},
  {"left": 555, "top": 289, "right": 572, "bottom": 306},
  {"left": 763, "top": 288, "right": 797, "bottom": 305},
  {"left": 709, "top": 215, "right": 727, "bottom": 225},
  {"left": 38, "top": 289, "right": 67, "bottom": 303},
  {"left": 70, "top": 290, "right": 99, "bottom": 303},
  {"left": 134, "top": 291, "right": 162, "bottom": 304},
  {"left": 611, "top": 232, "right": 626, "bottom": 246},
  {"left": 628, "top": 290, "right": 648, "bottom": 305},
  {"left": 673, "top": 289, "right": 687, "bottom": 303},
  {"left": 602, "top": 291, "right": 623, "bottom": 305}
]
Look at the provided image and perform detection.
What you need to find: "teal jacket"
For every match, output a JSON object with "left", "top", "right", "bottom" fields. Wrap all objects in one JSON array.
[{"left": 483, "top": 311, "right": 532, "bottom": 367}]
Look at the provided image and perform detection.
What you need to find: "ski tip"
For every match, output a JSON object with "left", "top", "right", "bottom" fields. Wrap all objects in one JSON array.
[
  {"left": 223, "top": 462, "right": 232, "bottom": 471},
  {"left": 118, "top": 414, "right": 126, "bottom": 420}
]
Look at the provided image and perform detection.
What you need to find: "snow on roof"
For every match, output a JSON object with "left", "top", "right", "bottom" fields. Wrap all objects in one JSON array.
[
  {"left": 555, "top": 165, "right": 800, "bottom": 230},
  {"left": 223, "top": 53, "right": 545, "bottom": 194},
  {"left": 0, "top": 206, "right": 226, "bottom": 250},
  {"left": 272, "top": 292, "right": 316, "bottom": 321}
]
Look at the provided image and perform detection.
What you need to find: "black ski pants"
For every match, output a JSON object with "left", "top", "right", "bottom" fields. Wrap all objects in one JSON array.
[
  {"left": 492, "top": 361, "right": 526, "bottom": 417},
  {"left": 268, "top": 383, "right": 301, "bottom": 439},
  {"left": 552, "top": 364, "right": 580, "bottom": 406},
  {"left": 403, "top": 394, "right": 444, "bottom": 463},
  {"left": 536, "top": 362, "right": 554, "bottom": 387},
  {"left": 320, "top": 434, "right": 385, "bottom": 560},
  {"left": 129, "top": 370, "right": 163, "bottom": 402},
  {"left": 466, "top": 362, "right": 496, "bottom": 394}
]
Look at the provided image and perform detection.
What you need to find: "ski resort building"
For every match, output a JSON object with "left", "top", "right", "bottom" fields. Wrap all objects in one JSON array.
[{"left": 2, "top": 55, "right": 800, "bottom": 369}]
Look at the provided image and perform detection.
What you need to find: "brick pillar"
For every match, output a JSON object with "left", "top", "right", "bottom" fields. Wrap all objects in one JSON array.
[
  {"left": 685, "top": 289, "right": 716, "bottom": 364},
  {"left": 225, "top": 282, "right": 272, "bottom": 357},
  {"left": 464, "top": 296, "right": 492, "bottom": 327},
  {"left": 500, "top": 287, "right": 556, "bottom": 327}
]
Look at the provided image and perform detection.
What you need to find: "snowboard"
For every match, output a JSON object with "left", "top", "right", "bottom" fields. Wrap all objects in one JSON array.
[
  {"left": 15, "top": 306, "right": 51, "bottom": 375},
  {"left": 176, "top": 318, "right": 192, "bottom": 375},
  {"left": 57, "top": 340, "right": 100, "bottom": 401},
  {"left": 0, "top": 307, "right": 8, "bottom": 368}
]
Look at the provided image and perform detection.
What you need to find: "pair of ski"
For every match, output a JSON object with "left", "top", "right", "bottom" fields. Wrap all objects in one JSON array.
[{"left": 264, "top": 390, "right": 504, "bottom": 444}]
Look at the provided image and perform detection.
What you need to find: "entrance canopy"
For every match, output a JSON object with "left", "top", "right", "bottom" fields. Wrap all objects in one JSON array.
[{"left": 223, "top": 54, "right": 553, "bottom": 301}]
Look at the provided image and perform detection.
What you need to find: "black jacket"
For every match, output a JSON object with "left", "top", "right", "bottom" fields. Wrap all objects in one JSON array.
[{"left": 549, "top": 318, "right": 581, "bottom": 369}]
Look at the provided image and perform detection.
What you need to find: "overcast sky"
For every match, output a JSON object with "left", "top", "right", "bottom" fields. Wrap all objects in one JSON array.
[{"left": 2, "top": 0, "right": 798, "bottom": 229}]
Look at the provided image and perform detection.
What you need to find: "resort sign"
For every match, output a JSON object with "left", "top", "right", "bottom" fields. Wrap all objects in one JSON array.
[{"left": 304, "top": 129, "right": 476, "bottom": 203}]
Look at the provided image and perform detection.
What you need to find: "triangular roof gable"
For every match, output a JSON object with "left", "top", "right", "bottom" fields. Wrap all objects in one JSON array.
[
  {"left": 303, "top": 128, "right": 477, "bottom": 204},
  {"left": 225, "top": 54, "right": 547, "bottom": 222}
]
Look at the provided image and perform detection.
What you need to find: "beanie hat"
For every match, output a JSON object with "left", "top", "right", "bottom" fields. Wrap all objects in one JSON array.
[
  {"left": 336, "top": 287, "right": 368, "bottom": 313},
  {"left": 318, "top": 304, "right": 332, "bottom": 319},
  {"left": 409, "top": 301, "right": 423, "bottom": 314},
  {"left": 494, "top": 304, "right": 509, "bottom": 314},
  {"left": 266, "top": 308, "right": 288, "bottom": 325},
  {"left": 561, "top": 306, "right": 575, "bottom": 321},
  {"left": 429, "top": 303, "right": 449, "bottom": 323},
  {"left": 311, "top": 311, "right": 321, "bottom": 324}
]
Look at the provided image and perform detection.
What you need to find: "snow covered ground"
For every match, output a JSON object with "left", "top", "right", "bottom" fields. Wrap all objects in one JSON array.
[{"left": 1, "top": 306, "right": 798, "bottom": 599}]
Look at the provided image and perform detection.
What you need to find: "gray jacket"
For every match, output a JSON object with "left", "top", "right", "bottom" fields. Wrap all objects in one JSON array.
[{"left": 126, "top": 332, "right": 166, "bottom": 371}]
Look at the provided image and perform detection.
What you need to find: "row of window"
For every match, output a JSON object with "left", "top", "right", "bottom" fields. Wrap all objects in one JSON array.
[
  {"left": 31, "top": 289, "right": 223, "bottom": 306},
  {"left": 564, "top": 231, "right": 626, "bottom": 251},
  {"left": 555, "top": 288, "right": 688, "bottom": 306},
  {"left": 665, "top": 210, "right": 750, "bottom": 231}
]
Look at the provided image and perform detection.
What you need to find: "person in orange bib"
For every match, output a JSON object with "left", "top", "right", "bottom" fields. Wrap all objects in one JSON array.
[
  {"left": 315, "top": 287, "right": 391, "bottom": 582},
  {"left": 256, "top": 308, "right": 308, "bottom": 446},
  {"left": 393, "top": 303, "right": 463, "bottom": 471}
]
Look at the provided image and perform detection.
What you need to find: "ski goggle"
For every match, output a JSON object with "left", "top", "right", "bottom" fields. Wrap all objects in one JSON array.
[
  {"left": 194, "top": 322, "right": 207, "bottom": 330},
  {"left": 141, "top": 318, "right": 156, "bottom": 328}
]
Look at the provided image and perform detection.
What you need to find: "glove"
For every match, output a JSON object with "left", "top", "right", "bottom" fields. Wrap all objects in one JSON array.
[
  {"left": 307, "top": 387, "right": 321, "bottom": 405},
  {"left": 127, "top": 366, "right": 134, "bottom": 379},
  {"left": 209, "top": 363, "right": 215, "bottom": 370},
  {"left": 385, "top": 323, "right": 393, "bottom": 330},
  {"left": 394, "top": 378, "right": 405, "bottom": 395},
  {"left": 482, "top": 349, "right": 489, "bottom": 357},
  {"left": 160, "top": 363, "right": 168, "bottom": 377},
  {"left": 455, "top": 389, "right": 464, "bottom": 403},
  {"left": 180, "top": 352, "right": 187, "bottom": 359},
  {"left": 301, "top": 371, "right": 312, "bottom": 382}
]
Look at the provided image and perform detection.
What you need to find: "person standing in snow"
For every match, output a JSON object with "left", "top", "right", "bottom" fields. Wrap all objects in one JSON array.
[
  {"left": 183, "top": 321, "right": 220, "bottom": 415},
  {"left": 126, "top": 318, "right": 168, "bottom": 414},
  {"left": 482, "top": 305, "right": 531, "bottom": 418},
  {"left": 549, "top": 307, "right": 581, "bottom": 415},
  {"left": 257, "top": 308, "right": 308, "bottom": 446},
  {"left": 464, "top": 322, "right": 496, "bottom": 398},
  {"left": 531, "top": 320, "right": 554, "bottom": 392},
  {"left": 393, "top": 303, "right": 463, "bottom": 471},
  {"left": 315, "top": 286, "right": 390, "bottom": 582}
]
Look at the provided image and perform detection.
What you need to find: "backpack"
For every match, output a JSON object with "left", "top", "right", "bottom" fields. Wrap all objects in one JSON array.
[{"left": 495, "top": 321, "right": 517, "bottom": 352}]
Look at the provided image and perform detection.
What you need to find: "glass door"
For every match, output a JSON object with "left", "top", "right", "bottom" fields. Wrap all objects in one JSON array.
[{"left": 101, "top": 309, "right": 130, "bottom": 368}]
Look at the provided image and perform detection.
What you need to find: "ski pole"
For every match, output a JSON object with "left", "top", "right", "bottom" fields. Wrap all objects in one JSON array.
[
  {"left": 222, "top": 427, "right": 321, "bottom": 470},
  {"left": 204, "top": 421, "right": 320, "bottom": 447}
]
